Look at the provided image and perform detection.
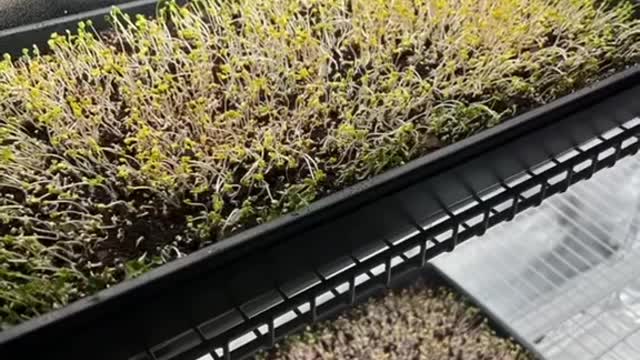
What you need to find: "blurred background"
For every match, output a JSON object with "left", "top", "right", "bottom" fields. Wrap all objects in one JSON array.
[{"left": 0, "top": 0, "right": 129, "bottom": 30}]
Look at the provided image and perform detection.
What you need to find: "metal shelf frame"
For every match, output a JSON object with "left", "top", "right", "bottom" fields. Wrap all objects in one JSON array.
[{"left": 2, "top": 2, "right": 640, "bottom": 360}]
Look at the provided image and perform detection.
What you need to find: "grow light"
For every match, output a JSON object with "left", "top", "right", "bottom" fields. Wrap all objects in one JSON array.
[{"left": 434, "top": 135, "right": 640, "bottom": 360}]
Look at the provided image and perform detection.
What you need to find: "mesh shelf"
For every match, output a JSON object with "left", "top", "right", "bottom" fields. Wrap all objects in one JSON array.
[{"left": 434, "top": 121, "right": 640, "bottom": 360}]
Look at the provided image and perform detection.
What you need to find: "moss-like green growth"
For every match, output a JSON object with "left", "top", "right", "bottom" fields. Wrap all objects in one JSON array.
[{"left": 1, "top": 0, "right": 639, "bottom": 327}]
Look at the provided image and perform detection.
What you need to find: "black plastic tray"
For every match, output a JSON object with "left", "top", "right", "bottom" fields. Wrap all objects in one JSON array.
[
  {"left": 0, "top": 0, "right": 132, "bottom": 31},
  {"left": 1, "top": 3, "right": 640, "bottom": 360},
  {"left": 0, "top": 0, "right": 189, "bottom": 55}
]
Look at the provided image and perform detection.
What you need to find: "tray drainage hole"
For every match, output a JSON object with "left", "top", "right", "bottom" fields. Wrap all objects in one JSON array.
[
  {"left": 370, "top": 263, "right": 386, "bottom": 276},
  {"left": 547, "top": 171, "right": 567, "bottom": 186},
  {"left": 435, "top": 229, "right": 453, "bottom": 243},
  {"left": 597, "top": 146, "right": 615, "bottom": 161},
  {"left": 573, "top": 159, "right": 592, "bottom": 173},
  {"left": 466, "top": 213, "right": 484, "bottom": 227},
  {"left": 335, "top": 282, "right": 350, "bottom": 294},
  {"left": 493, "top": 198, "right": 514, "bottom": 213},
  {"left": 622, "top": 136, "right": 638, "bottom": 150},
  {"left": 403, "top": 245, "right": 421, "bottom": 259},
  {"left": 229, "top": 329, "right": 258, "bottom": 352},
  {"left": 274, "top": 310, "right": 298, "bottom": 328},
  {"left": 521, "top": 184, "right": 542, "bottom": 200}
]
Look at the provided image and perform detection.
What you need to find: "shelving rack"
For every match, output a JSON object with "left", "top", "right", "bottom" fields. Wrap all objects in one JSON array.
[{"left": 1, "top": 2, "right": 640, "bottom": 360}]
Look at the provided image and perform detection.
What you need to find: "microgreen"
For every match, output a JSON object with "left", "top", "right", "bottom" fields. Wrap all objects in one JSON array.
[{"left": 1, "top": 0, "right": 639, "bottom": 327}]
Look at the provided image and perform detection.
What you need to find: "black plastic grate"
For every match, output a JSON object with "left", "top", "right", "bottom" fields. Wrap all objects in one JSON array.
[{"left": 135, "top": 117, "right": 640, "bottom": 360}]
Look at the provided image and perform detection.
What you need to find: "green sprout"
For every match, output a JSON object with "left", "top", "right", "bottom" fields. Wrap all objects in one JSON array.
[{"left": 1, "top": 0, "right": 639, "bottom": 328}]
